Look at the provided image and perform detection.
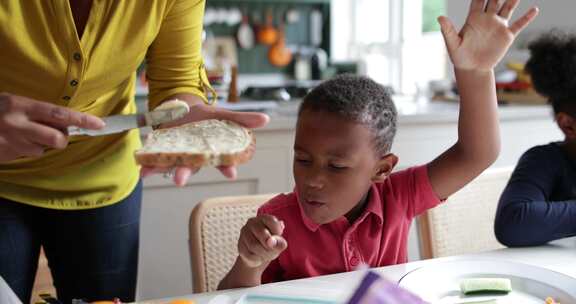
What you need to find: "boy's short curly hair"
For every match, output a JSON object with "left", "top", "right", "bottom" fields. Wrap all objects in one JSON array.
[
  {"left": 299, "top": 74, "right": 397, "bottom": 155},
  {"left": 525, "top": 30, "right": 576, "bottom": 115}
]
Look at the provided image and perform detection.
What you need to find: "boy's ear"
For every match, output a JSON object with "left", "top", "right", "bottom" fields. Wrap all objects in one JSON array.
[
  {"left": 556, "top": 112, "right": 576, "bottom": 140},
  {"left": 372, "top": 153, "right": 398, "bottom": 182}
]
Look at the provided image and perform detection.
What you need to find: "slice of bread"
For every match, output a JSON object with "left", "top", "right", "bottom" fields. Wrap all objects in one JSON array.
[{"left": 135, "top": 119, "right": 255, "bottom": 168}]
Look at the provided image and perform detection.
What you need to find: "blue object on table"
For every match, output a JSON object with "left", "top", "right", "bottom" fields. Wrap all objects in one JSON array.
[
  {"left": 238, "top": 294, "right": 339, "bottom": 304},
  {"left": 346, "top": 271, "right": 426, "bottom": 304}
]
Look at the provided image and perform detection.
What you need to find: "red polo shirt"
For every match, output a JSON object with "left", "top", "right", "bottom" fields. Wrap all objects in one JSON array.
[{"left": 258, "top": 165, "right": 441, "bottom": 283}]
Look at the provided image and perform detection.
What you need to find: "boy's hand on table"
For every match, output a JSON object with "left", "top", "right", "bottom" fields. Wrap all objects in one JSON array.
[
  {"left": 238, "top": 215, "right": 287, "bottom": 268},
  {"left": 438, "top": 0, "right": 539, "bottom": 71}
]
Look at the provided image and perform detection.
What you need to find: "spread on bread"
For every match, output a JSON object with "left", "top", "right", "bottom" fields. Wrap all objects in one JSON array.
[{"left": 135, "top": 119, "right": 254, "bottom": 167}]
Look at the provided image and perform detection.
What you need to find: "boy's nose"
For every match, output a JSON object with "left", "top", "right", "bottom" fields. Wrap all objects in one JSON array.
[
  {"left": 306, "top": 179, "right": 324, "bottom": 190},
  {"left": 306, "top": 171, "right": 325, "bottom": 189}
]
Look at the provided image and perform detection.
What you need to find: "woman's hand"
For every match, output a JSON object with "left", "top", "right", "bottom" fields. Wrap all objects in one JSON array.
[
  {"left": 439, "top": 0, "right": 539, "bottom": 71},
  {"left": 0, "top": 93, "right": 105, "bottom": 163},
  {"left": 140, "top": 102, "right": 270, "bottom": 186}
]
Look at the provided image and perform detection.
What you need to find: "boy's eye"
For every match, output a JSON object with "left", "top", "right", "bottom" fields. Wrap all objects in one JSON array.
[
  {"left": 329, "top": 164, "right": 348, "bottom": 170},
  {"left": 295, "top": 158, "right": 311, "bottom": 164}
]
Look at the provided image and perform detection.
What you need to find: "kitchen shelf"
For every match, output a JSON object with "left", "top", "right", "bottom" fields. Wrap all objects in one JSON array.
[{"left": 205, "top": 0, "right": 331, "bottom": 75}]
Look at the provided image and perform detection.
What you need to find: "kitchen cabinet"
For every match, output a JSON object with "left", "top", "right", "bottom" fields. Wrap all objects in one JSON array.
[{"left": 136, "top": 101, "right": 563, "bottom": 300}]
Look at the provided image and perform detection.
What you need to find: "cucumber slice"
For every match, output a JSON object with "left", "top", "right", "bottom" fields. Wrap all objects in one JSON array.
[
  {"left": 458, "top": 300, "right": 499, "bottom": 304},
  {"left": 460, "top": 278, "right": 512, "bottom": 295}
]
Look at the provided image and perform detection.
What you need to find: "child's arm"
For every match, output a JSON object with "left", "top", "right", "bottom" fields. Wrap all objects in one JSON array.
[
  {"left": 428, "top": 0, "right": 539, "bottom": 199},
  {"left": 218, "top": 215, "right": 287, "bottom": 290},
  {"left": 495, "top": 147, "right": 576, "bottom": 246}
]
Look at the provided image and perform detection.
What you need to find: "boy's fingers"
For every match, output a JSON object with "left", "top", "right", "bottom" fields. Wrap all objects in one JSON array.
[
  {"left": 498, "top": 0, "right": 519, "bottom": 19},
  {"left": 265, "top": 236, "right": 278, "bottom": 248},
  {"left": 239, "top": 232, "right": 259, "bottom": 257},
  {"left": 244, "top": 231, "right": 271, "bottom": 258},
  {"left": 240, "top": 232, "right": 283, "bottom": 267},
  {"left": 260, "top": 215, "right": 284, "bottom": 236},
  {"left": 243, "top": 229, "right": 283, "bottom": 263},
  {"left": 248, "top": 219, "right": 273, "bottom": 249},
  {"left": 469, "top": 0, "right": 485, "bottom": 13},
  {"left": 509, "top": 6, "right": 539, "bottom": 35},
  {"left": 485, "top": 0, "right": 501, "bottom": 14},
  {"left": 268, "top": 236, "right": 288, "bottom": 253}
]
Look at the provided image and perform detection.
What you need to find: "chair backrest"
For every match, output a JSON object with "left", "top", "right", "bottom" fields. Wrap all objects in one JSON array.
[
  {"left": 418, "top": 167, "right": 513, "bottom": 259},
  {"left": 189, "top": 193, "right": 277, "bottom": 293}
]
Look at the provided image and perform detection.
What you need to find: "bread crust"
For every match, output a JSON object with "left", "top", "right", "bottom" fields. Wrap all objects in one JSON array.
[{"left": 135, "top": 126, "right": 255, "bottom": 168}]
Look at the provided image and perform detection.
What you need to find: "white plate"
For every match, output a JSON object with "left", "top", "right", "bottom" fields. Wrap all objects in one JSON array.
[{"left": 398, "top": 259, "right": 576, "bottom": 304}]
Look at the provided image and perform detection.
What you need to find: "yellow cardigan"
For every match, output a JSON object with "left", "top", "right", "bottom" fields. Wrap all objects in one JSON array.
[{"left": 0, "top": 0, "right": 210, "bottom": 209}]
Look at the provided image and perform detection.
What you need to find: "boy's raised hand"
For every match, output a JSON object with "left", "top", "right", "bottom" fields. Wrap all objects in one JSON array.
[
  {"left": 438, "top": 0, "right": 539, "bottom": 71},
  {"left": 238, "top": 215, "right": 288, "bottom": 268}
]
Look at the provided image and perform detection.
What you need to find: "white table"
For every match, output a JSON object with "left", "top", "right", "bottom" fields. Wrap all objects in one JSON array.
[{"left": 139, "top": 239, "right": 576, "bottom": 304}]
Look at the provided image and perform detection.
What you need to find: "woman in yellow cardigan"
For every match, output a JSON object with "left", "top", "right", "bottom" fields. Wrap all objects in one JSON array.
[{"left": 0, "top": 1, "right": 268, "bottom": 303}]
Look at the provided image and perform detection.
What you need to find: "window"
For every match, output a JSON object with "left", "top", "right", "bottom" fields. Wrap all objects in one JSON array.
[
  {"left": 331, "top": 0, "right": 448, "bottom": 94},
  {"left": 423, "top": 0, "right": 446, "bottom": 33},
  {"left": 354, "top": 0, "right": 390, "bottom": 44}
]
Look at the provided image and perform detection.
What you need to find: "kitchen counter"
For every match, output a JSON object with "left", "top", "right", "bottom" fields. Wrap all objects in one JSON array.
[{"left": 214, "top": 97, "right": 554, "bottom": 131}]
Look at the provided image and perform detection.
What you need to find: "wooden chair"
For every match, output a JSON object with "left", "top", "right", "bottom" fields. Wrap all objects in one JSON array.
[
  {"left": 418, "top": 167, "right": 513, "bottom": 259},
  {"left": 188, "top": 194, "right": 276, "bottom": 293}
]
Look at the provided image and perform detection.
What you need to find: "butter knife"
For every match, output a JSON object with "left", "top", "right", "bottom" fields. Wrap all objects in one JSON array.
[{"left": 67, "top": 106, "right": 189, "bottom": 137}]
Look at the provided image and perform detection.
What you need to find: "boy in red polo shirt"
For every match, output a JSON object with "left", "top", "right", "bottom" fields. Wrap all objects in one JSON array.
[{"left": 219, "top": 0, "right": 539, "bottom": 289}]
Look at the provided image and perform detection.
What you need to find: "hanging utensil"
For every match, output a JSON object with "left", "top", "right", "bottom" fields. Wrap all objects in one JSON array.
[
  {"left": 237, "top": 11, "right": 255, "bottom": 49},
  {"left": 268, "top": 21, "right": 292, "bottom": 67},
  {"left": 285, "top": 8, "right": 300, "bottom": 24},
  {"left": 257, "top": 9, "right": 278, "bottom": 46},
  {"left": 226, "top": 7, "right": 242, "bottom": 26},
  {"left": 310, "top": 9, "right": 323, "bottom": 47},
  {"left": 203, "top": 7, "right": 216, "bottom": 26},
  {"left": 215, "top": 7, "right": 228, "bottom": 24}
]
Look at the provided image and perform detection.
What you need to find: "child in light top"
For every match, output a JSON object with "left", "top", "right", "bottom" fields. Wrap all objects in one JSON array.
[{"left": 219, "top": 0, "right": 539, "bottom": 289}]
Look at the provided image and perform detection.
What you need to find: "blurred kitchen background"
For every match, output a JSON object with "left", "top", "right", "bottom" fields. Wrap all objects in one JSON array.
[{"left": 133, "top": 0, "right": 576, "bottom": 111}]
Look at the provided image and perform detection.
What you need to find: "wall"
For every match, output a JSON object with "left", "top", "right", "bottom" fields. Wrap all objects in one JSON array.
[
  {"left": 446, "top": 0, "right": 576, "bottom": 30},
  {"left": 446, "top": 0, "right": 576, "bottom": 68}
]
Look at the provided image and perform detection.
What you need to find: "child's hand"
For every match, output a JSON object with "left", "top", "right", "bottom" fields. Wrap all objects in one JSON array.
[
  {"left": 438, "top": 0, "right": 539, "bottom": 71},
  {"left": 238, "top": 215, "right": 288, "bottom": 268}
]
